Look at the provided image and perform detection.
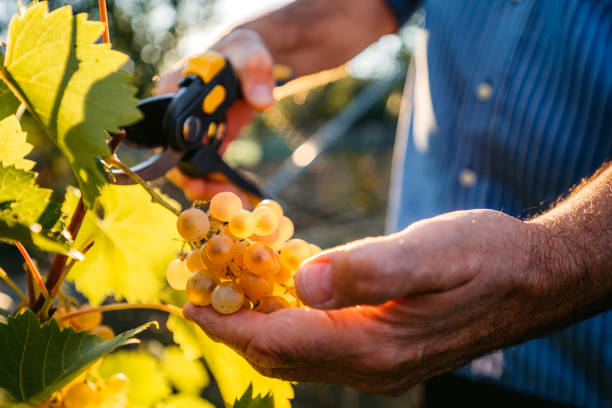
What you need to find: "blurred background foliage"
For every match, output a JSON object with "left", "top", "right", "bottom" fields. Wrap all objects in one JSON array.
[{"left": 0, "top": 0, "right": 422, "bottom": 406}]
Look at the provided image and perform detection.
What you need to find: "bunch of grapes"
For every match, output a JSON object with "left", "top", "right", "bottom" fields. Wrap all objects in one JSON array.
[
  {"left": 166, "top": 192, "right": 322, "bottom": 315},
  {"left": 36, "top": 361, "right": 129, "bottom": 408},
  {"left": 60, "top": 373, "right": 129, "bottom": 408},
  {"left": 56, "top": 304, "right": 115, "bottom": 339}
]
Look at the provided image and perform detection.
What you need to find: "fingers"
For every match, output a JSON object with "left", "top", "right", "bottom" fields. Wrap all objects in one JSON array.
[
  {"left": 154, "top": 62, "right": 183, "bottom": 94},
  {"left": 166, "top": 168, "right": 250, "bottom": 206},
  {"left": 183, "top": 302, "right": 374, "bottom": 369},
  {"left": 183, "top": 302, "right": 413, "bottom": 395},
  {"left": 213, "top": 29, "right": 275, "bottom": 110}
]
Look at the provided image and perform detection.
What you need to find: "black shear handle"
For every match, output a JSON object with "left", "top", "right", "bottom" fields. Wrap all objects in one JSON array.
[{"left": 177, "top": 145, "right": 264, "bottom": 199}]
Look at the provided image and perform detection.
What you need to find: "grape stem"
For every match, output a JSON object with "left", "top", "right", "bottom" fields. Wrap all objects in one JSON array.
[
  {"left": 15, "top": 241, "right": 48, "bottom": 299},
  {"left": 105, "top": 157, "right": 181, "bottom": 217},
  {"left": 0, "top": 266, "right": 28, "bottom": 303},
  {"left": 57, "top": 302, "right": 184, "bottom": 320}
]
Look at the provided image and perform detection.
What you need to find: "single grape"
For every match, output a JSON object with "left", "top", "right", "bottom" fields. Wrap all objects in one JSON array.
[
  {"left": 239, "top": 272, "right": 273, "bottom": 301},
  {"left": 309, "top": 244, "right": 322, "bottom": 255},
  {"left": 230, "top": 240, "right": 248, "bottom": 266},
  {"left": 177, "top": 208, "right": 210, "bottom": 241},
  {"left": 71, "top": 305, "right": 102, "bottom": 331},
  {"left": 63, "top": 382, "right": 95, "bottom": 408},
  {"left": 106, "top": 373, "right": 130, "bottom": 395},
  {"left": 277, "top": 216, "right": 294, "bottom": 243},
  {"left": 166, "top": 258, "right": 192, "bottom": 290},
  {"left": 199, "top": 247, "right": 221, "bottom": 273},
  {"left": 255, "top": 296, "right": 290, "bottom": 314},
  {"left": 250, "top": 228, "right": 279, "bottom": 245},
  {"left": 256, "top": 199, "right": 283, "bottom": 218},
  {"left": 185, "top": 249, "right": 205, "bottom": 272},
  {"left": 228, "top": 209, "right": 256, "bottom": 239},
  {"left": 210, "top": 191, "right": 242, "bottom": 222},
  {"left": 273, "top": 266, "right": 293, "bottom": 284},
  {"left": 270, "top": 251, "right": 282, "bottom": 276},
  {"left": 89, "top": 325, "right": 115, "bottom": 340},
  {"left": 281, "top": 239, "right": 313, "bottom": 271},
  {"left": 205, "top": 234, "right": 233, "bottom": 266},
  {"left": 211, "top": 281, "right": 245, "bottom": 315},
  {"left": 243, "top": 242, "right": 275, "bottom": 275},
  {"left": 186, "top": 270, "right": 219, "bottom": 306},
  {"left": 253, "top": 206, "right": 280, "bottom": 236}
]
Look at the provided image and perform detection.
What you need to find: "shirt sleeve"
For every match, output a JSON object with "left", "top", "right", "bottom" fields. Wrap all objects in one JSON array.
[{"left": 383, "top": 0, "right": 421, "bottom": 28}]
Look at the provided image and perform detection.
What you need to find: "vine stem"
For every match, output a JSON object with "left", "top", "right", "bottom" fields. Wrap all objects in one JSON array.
[
  {"left": 31, "top": 198, "right": 87, "bottom": 313},
  {"left": 98, "top": 0, "right": 110, "bottom": 44},
  {"left": 15, "top": 242, "right": 48, "bottom": 299},
  {"left": 105, "top": 157, "right": 181, "bottom": 217},
  {"left": 0, "top": 267, "right": 28, "bottom": 303},
  {"left": 58, "top": 303, "right": 184, "bottom": 321}
]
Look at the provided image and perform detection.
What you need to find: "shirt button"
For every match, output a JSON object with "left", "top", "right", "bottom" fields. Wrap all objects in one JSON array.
[
  {"left": 476, "top": 82, "right": 493, "bottom": 101},
  {"left": 459, "top": 169, "right": 478, "bottom": 187}
]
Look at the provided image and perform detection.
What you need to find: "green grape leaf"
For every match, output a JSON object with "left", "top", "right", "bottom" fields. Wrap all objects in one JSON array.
[
  {"left": 0, "top": 54, "right": 20, "bottom": 121},
  {"left": 161, "top": 345, "right": 210, "bottom": 395},
  {"left": 160, "top": 394, "right": 215, "bottom": 408},
  {"left": 68, "top": 185, "right": 182, "bottom": 305},
  {"left": 167, "top": 315, "right": 294, "bottom": 408},
  {"left": 0, "top": 309, "right": 155, "bottom": 404},
  {"left": 0, "top": 115, "right": 34, "bottom": 171},
  {"left": 0, "top": 116, "right": 68, "bottom": 253},
  {"left": 98, "top": 350, "right": 172, "bottom": 407},
  {"left": 233, "top": 385, "right": 274, "bottom": 408},
  {"left": 1, "top": 3, "right": 142, "bottom": 207}
]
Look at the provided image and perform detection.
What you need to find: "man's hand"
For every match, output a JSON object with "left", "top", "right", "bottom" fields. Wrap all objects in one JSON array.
[
  {"left": 158, "top": 29, "right": 275, "bottom": 202},
  {"left": 184, "top": 209, "right": 564, "bottom": 395}
]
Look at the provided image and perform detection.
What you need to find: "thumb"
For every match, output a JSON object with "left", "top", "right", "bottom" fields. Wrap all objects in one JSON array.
[{"left": 294, "top": 234, "right": 419, "bottom": 309}]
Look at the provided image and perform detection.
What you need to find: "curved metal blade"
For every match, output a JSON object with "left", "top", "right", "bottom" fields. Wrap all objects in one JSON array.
[
  {"left": 120, "top": 94, "right": 174, "bottom": 149},
  {"left": 109, "top": 149, "right": 183, "bottom": 185}
]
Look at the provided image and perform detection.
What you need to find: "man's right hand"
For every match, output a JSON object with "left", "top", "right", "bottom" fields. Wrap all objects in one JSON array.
[{"left": 157, "top": 29, "right": 276, "bottom": 202}]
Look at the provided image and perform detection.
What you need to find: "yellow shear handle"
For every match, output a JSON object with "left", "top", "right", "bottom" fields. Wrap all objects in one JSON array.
[{"left": 183, "top": 51, "right": 293, "bottom": 85}]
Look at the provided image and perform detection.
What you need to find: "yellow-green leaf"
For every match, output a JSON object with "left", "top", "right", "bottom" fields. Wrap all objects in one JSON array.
[
  {"left": 1, "top": 3, "right": 142, "bottom": 207},
  {"left": 99, "top": 351, "right": 171, "bottom": 408},
  {"left": 159, "top": 394, "right": 215, "bottom": 408},
  {"left": 0, "top": 116, "right": 34, "bottom": 171},
  {"left": 161, "top": 346, "right": 209, "bottom": 395},
  {"left": 0, "top": 116, "right": 68, "bottom": 253},
  {"left": 167, "top": 315, "right": 294, "bottom": 408},
  {"left": 68, "top": 185, "right": 181, "bottom": 305}
]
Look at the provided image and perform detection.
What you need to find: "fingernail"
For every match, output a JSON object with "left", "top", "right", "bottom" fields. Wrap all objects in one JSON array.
[
  {"left": 248, "top": 83, "right": 274, "bottom": 108},
  {"left": 296, "top": 262, "right": 332, "bottom": 306}
]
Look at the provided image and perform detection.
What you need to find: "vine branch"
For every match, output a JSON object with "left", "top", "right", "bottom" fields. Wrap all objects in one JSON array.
[
  {"left": 58, "top": 302, "right": 184, "bottom": 320},
  {"left": 15, "top": 241, "right": 48, "bottom": 299},
  {"left": 98, "top": 0, "right": 110, "bottom": 44},
  {"left": 105, "top": 157, "right": 181, "bottom": 216},
  {"left": 31, "top": 198, "right": 87, "bottom": 313}
]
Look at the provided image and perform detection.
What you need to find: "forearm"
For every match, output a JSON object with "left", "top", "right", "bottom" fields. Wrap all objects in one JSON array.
[
  {"left": 527, "top": 161, "right": 612, "bottom": 330},
  {"left": 238, "top": 0, "right": 397, "bottom": 77}
]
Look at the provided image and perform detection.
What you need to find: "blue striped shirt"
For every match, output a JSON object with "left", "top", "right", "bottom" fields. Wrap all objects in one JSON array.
[{"left": 384, "top": 1, "right": 612, "bottom": 407}]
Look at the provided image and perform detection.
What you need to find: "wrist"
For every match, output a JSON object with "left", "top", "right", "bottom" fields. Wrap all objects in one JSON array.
[{"left": 521, "top": 218, "right": 591, "bottom": 332}]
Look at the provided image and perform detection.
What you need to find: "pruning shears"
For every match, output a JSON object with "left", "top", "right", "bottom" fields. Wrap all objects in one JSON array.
[{"left": 108, "top": 51, "right": 291, "bottom": 201}]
